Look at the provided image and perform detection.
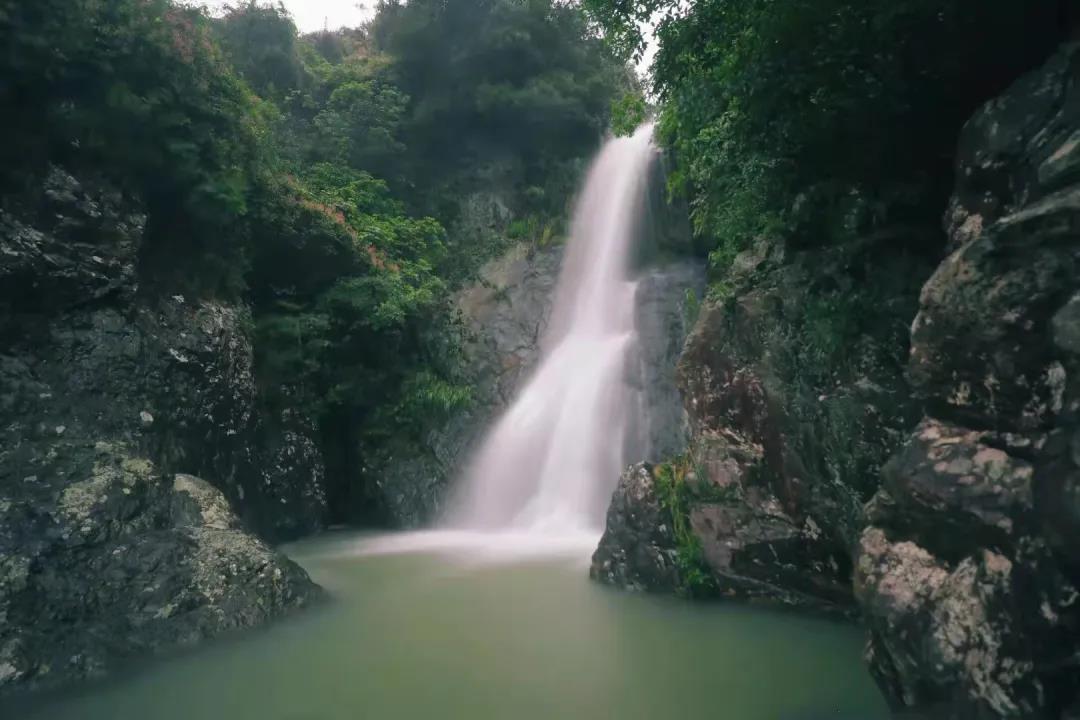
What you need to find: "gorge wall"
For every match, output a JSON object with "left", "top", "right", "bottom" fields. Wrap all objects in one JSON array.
[
  {"left": 856, "top": 43, "right": 1080, "bottom": 718},
  {"left": 371, "top": 176, "right": 704, "bottom": 528},
  {"left": 0, "top": 143, "right": 702, "bottom": 698},
  {"left": 592, "top": 42, "right": 1080, "bottom": 718},
  {"left": 366, "top": 235, "right": 563, "bottom": 526},
  {"left": 0, "top": 170, "right": 323, "bottom": 695}
]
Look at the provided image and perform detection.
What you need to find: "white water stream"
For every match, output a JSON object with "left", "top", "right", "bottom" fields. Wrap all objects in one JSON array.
[
  {"left": 12, "top": 124, "right": 892, "bottom": 720},
  {"left": 446, "top": 122, "right": 656, "bottom": 534},
  {"left": 361, "top": 123, "right": 658, "bottom": 557}
]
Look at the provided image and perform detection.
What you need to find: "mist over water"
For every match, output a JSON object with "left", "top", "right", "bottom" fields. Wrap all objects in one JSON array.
[{"left": 445, "top": 123, "right": 658, "bottom": 536}]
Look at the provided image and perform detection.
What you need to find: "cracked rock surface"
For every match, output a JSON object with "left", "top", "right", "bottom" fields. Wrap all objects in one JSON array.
[
  {"left": 0, "top": 168, "right": 321, "bottom": 698},
  {"left": 856, "top": 44, "right": 1080, "bottom": 718}
]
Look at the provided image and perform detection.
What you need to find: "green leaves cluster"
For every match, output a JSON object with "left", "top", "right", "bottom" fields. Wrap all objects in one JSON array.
[
  {"left": 652, "top": 458, "right": 716, "bottom": 597},
  {"left": 584, "top": 0, "right": 1056, "bottom": 273},
  {"left": 215, "top": 1, "right": 307, "bottom": 101},
  {"left": 2, "top": 0, "right": 630, "bottom": 516},
  {"left": 609, "top": 90, "right": 648, "bottom": 138},
  {"left": 248, "top": 166, "right": 458, "bottom": 448},
  {"left": 369, "top": 0, "right": 633, "bottom": 223},
  {"left": 0, "top": 0, "right": 265, "bottom": 291}
]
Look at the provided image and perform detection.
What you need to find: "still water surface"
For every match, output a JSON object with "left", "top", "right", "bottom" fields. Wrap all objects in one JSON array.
[{"left": 20, "top": 531, "right": 888, "bottom": 720}]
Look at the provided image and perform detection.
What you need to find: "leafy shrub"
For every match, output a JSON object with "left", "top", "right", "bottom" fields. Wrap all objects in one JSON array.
[
  {"left": 653, "top": 458, "right": 716, "bottom": 597},
  {"left": 609, "top": 90, "right": 648, "bottom": 137},
  {"left": 585, "top": 0, "right": 1056, "bottom": 272},
  {"left": 1, "top": 0, "right": 630, "bottom": 523},
  {"left": 0, "top": 0, "right": 269, "bottom": 291}
]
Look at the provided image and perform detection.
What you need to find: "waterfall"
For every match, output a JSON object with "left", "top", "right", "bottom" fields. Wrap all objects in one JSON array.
[{"left": 445, "top": 123, "right": 658, "bottom": 535}]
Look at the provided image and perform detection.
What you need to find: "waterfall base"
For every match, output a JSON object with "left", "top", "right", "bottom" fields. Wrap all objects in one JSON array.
[{"left": 14, "top": 530, "right": 889, "bottom": 720}]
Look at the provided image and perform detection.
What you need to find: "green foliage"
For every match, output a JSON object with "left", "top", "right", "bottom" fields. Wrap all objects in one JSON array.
[
  {"left": 215, "top": 1, "right": 308, "bottom": 100},
  {"left": 2, "top": 0, "right": 629, "bottom": 521},
  {"left": 652, "top": 459, "right": 716, "bottom": 597},
  {"left": 393, "top": 371, "right": 473, "bottom": 428},
  {"left": 313, "top": 78, "right": 408, "bottom": 180},
  {"left": 681, "top": 288, "right": 700, "bottom": 329},
  {"left": 507, "top": 215, "right": 561, "bottom": 248},
  {"left": 585, "top": 0, "right": 1055, "bottom": 272},
  {"left": 0, "top": 0, "right": 267, "bottom": 291},
  {"left": 370, "top": 0, "right": 633, "bottom": 217},
  {"left": 248, "top": 165, "right": 460, "bottom": 448},
  {"left": 610, "top": 90, "right": 648, "bottom": 137}
]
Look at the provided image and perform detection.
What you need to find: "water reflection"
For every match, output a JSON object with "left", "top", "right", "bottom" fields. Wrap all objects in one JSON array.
[{"left": 17, "top": 531, "right": 889, "bottom": 720}]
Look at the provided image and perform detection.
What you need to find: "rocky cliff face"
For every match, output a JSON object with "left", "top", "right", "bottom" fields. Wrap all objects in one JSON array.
[
  {"left": 855, "top": 44, "right": 1080, "bottom": 718},
  {"left": 366, "top": 144, "right": 703, "bottom": 527},
  {"left": 371, "top": 240, "right": 705, "bottom": 528},
  {"left": 366, "top": 241, "right": 563, "bottom": 526},
  {"left": 592, "top": 37, "right": 1079, "bottom": 720},
  {"left": 626, "top": 260, "right": 705, "bottom": 463},
  {"left": 593, "top": 232, "right": 930, "bottom": 610},
  {"left": 591, "top": 463, "right": 682, "bottom": 591},
  {"left": 0, "top": 169, "right": 323, "bottom": 696}
]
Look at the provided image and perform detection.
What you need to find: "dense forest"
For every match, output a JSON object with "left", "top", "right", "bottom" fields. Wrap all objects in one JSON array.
[
  {"left": 0, "top": 0, "right": 637, "bottom": 520},
  {"left": 583, "top": 0, "right": 1061, "bottom": 530},
  {"left": 582, "top": 2, "right": 1079, "bottom": 717},
  {"left": 9, "top": 0, "right": 1054, "bottom": 530},
  {"left": 593, "top": 0, "right": 1056, "bottom": 268},
  {"left": 2, "top": 0, "right": 1078, "bottom": 716}
]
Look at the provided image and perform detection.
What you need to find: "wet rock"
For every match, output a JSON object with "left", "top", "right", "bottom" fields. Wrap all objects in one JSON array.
[
  {"left": 1052, "top": 294, "right": 1080, "bottom": 355},
  {"left": 607, "top": 231, "right": 927, "bottom": 608},
  {"left": 0, "top": 168, "right": 324, "bottom": 697},
  {"left": 0, "top": 171, "right": 328, "bottom": 540},
  {"left": 172, "top": 473, "right": 243, "bottom": 531},
  {"left": 3, "top": 289, "right": 328, "bottom": 542},
  {"left": 590, "top": 464, "right": 681, "bottom": 591},
  {"left": 626, "top": 260, "right": 705, "bottom": 462},
  {"left": 0, "top": 448, "right": 319, "bottom": 697},
  {"left": 248, "top": 410, "right": 328, "bottom": 540},
  {"left": 0, "top": 167, "right": 143, "bottom": 315},
  {"left": 456, "top": 242, "right": 563, "bottom": 406},
  {"left": 871, "top": 419, "right": 1036, "bottom": 560},
  {"left": 366, "top": 242, "right": 563, "bottom": 527},
  {"left": 855, "top": 529, "right": 1035, "bottom": 716},
  {"left": 858, "top": 44, "right": 1080, "bottom": 718},
  {"left": 685, "top": 433, "right": 855, "bottom": 613},
  {"left": 911, "top": 187, "right": 1080, "bottom": 430}
]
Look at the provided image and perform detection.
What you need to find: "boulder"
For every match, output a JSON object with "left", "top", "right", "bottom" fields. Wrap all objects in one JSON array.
[
  {"left": 857, "top": 44, "right": 1080, "bottom": 718},
  {"left": 0, "top": 450, "right": 319, "bottom": 696},
  {"left": 594, "top": 230, "right": 928, "bottom": 611},
  {"left": 0, "top": 168, "right": 324, "bottom": 697},
  {"left": 590, "top": 463, "right": 681, "bottom": 592}
]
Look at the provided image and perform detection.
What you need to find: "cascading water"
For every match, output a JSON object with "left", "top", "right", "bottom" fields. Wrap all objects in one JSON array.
[
  {"left": 354, "top": 123, "right": 660, "bottom": 558},
  {"left": 444, "top": 122, "right": 658, "bottom": 536}
]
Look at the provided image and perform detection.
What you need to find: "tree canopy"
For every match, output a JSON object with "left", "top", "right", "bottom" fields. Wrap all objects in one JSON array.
[
  {"left": 582, "top": 0, "right": 1057, "bottom": 270},
  {"left": 0, "top": 0, "right": 632, "bottom": 520}
]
